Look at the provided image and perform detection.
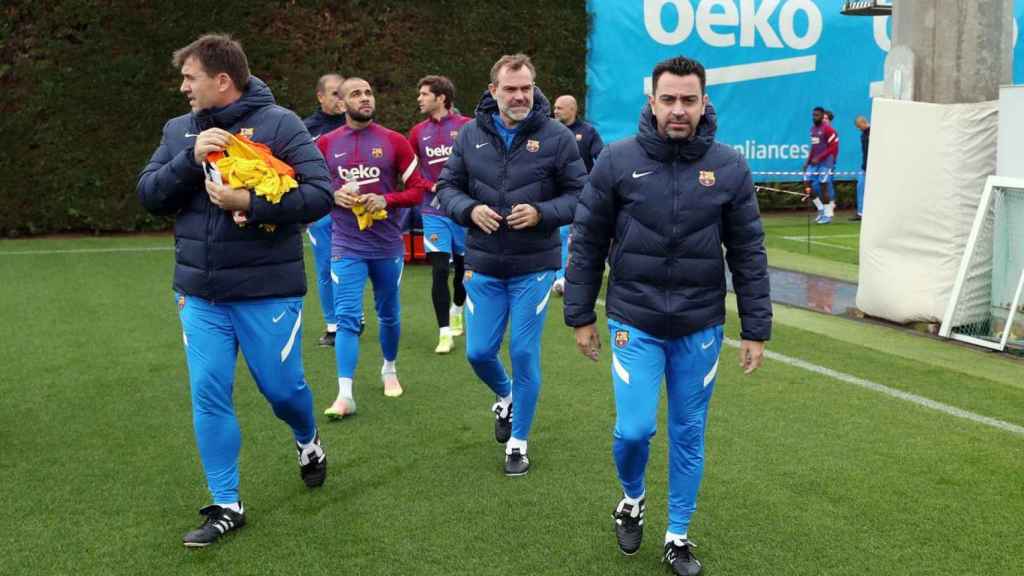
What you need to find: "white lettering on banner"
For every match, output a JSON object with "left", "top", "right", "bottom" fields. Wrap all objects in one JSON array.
[
  {"left": 697, "top": 0, "right": 739, "bottom": 48},
  {"left": 778, "top": 0, "right": 820, "bottom": 50},
  {"left": 739, "top": 0, "right": 782, "bottom": 48},
  {"left": 643, "top": 54, "right": 816, "bottom": 93},
  {"left": 731, "top": 140, "right": 810, "bottom": 160},
  {"left": 644, "top": 0, "right": 821, "bottom": 49},
  {"left": 338, "top": 165, "right": 381, "bottom": 181}
]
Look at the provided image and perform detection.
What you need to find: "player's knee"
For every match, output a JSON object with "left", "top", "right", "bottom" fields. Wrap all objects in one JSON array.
[
  {"left": 508, "top": 340, "right": 538, "bottom": 367},
  {"left": 466, "top": 343, "right": 496, "bottom": 365},
  {"left": 337, "top": 313, "right": 363, "bottom": 334},
  {"left": 615, "top": 423, "right": 656, "bottom": 444}
]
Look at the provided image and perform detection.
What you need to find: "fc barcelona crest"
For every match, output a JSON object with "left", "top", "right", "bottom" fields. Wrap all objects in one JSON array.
[
  {"left": 526, "top": 139, "right": 540, "bottom": 153},
  {"left": 450, "top": 131, "right": 459, "bottom": 139},
  {"left": 464, "top": 270, "right": 474, "bottom": 281},
  {"left": 614, "top": 330, "right": 630, "bottom": 348},
  {"left": 430, "top": 233, "right": 439, "bottom": 242},
  {"left": 371, "top": 147, "right": 384, "bottom": 158},
  {"left": 239, "top": 127, "right": 254, "bottom": 137},
  {"left": 177, "top": 295, "right": 186, "bottom": 311},
  {"left": 575, "top": 133, "right": 583, "bottom": 141},
  {"left": 698, "top": 170, "right": 716, "bottom": 187}
]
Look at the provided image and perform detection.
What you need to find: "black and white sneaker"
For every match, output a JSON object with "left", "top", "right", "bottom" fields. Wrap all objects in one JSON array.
[
  {"left": 182, "top": 504, "right": 245, "bottom": 547},
  {"left": 663, "top": 538, "right": 702, "bottom": 576},
  {"left": 297, "top": 431, "right": 327, "bottom": 488},
  {"left": 492, "top": 400, "right": 512, "bottom": 443},
  {"left": 504, "top": 448, "right": 530, "bottom": 476},
  {"left": 318, "top": 331, "right": 336, "bottom": 347},
  {"left": 613, "top": 496, "right": 645, "bottom": 555}
]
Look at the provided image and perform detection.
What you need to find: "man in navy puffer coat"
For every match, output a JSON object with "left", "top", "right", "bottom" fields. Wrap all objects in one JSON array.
[
  {"left": 437, "top": 53, "right": 586, "bottom": 477},
  {"left": 564, "top": 56, "right": 771, "bottom": 576},
  {"left": 137, "top": 34, "right": 332, "bottom": 548}
]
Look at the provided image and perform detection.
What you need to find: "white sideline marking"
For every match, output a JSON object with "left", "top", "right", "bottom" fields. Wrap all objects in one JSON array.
[
  {"left": 780, "top": 234, "right": 858, "bottom": 252},
  {"left": 593, "top": 298, "right": 1024, "bottom": 437},
  {"left": 1, "top": 240, "right": 318, "bottom": 256},
  {"left": 0, "top": 246, "right": 174, "bottom": 256}
]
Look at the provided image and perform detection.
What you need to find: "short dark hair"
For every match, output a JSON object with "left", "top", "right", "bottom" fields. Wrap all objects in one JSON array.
[
  {"left": 418, "top": 75, "right": 455, "bottom": 110},
  {"left": 172, "top": 34, "right": 250, "bottom": 91},
  {"left": 813, "top": 106, "right": 826, "bottom": 114},
  {"left": 490, "top": 53, "right": 536, "bottom": 85},
  {"left": 651, "top": 56, "right": 706, "bottom": 95},
  {"left": 316, "top": 73, "right": 344, "bottom": 95},
  {"left": 824, "top": 109, "right": 835, "bottom": 121}
]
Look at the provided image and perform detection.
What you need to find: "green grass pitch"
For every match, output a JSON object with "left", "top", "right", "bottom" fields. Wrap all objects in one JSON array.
[{"left": 1, "top": 235, "right": 1022, "bottom": 575}]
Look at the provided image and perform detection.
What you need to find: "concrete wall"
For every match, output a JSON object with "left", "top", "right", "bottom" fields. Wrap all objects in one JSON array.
[{"left": 891, "top": 0, "right": 1014, "bottom": 103}]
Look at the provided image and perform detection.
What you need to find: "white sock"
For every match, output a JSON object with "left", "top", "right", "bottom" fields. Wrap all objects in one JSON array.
[
  {"left": 450, "top": 304, "right": 462, "bottom": 315},
  {"left": 499, "top": 394, "right": 512, "bottom": 409},
  {"left": 825, "top": 203, "right": 835, "bottom": 217},
  {"left": 299, "top": 435, "right": 319, "bottom": 451},
  {"left": 326, "top": 323, "right": 337, "bottom": 333},
  {"left": 506, "top": 437, "right": 528, "bottom": 454},
  {"left": 440, "top": 326, "right": 452, "bottom": 337},
  {"left": 812, "top": 198, "right": 824, "bottom": 211},
  {"left": 219, "top": 502, "right": 243, "bottom": 513},
  {"left": 382, "top": 360, "right": 396, "bottom": 374},
  {"left": 623, "top": 491, "right": 645, "bottom": 506},
  {"left": 665, "top": 531, "right": 687, "bottom": 545},
  {"left": 337, "top": 377, "right": 353, "bottom": 399}
]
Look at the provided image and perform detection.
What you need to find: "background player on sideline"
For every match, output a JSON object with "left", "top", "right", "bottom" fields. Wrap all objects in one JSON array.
[
  {"left": 802, "top": 106, "right": 838, "bottom": 224},
  {"left": 317, "top": 77, "right": 430, "bottom": 417},
  {"left": 408, "top": 75, "right": 472, "bottom": 354}
]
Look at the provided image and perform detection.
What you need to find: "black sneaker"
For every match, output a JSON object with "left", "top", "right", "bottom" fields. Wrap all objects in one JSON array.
[
  {"left": 492, "top": 400, "right": 512, "bottom": 443},
  {"left": 182, "top": 504, "right": 245, "bottom": 547},
  {"left": 613, "top": 496, "right": 645, "bottom": 555},
  {"left": 663, "top": 539, "right": 702, "bottom": 576},
  {"left": 504, "top": 448, "right": 530, "bottom": 476},
  {"left": 297, "top": 431, "right": 327, "bottom": 488},
  {"left": 318, "top": 331, "right": 336, "bottom": 347}
]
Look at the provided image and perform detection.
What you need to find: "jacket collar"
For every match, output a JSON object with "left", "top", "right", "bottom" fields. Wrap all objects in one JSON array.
[{"left": 474, "top": 86, "right": 552, "bottom": 139}]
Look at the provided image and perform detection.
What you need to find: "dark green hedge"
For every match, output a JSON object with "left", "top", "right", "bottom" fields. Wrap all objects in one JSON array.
[{"left": 0, "top": 1, "right": 589, "bottom": 236}]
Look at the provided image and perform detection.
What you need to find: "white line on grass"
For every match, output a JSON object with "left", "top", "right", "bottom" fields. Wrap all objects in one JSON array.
[
  {"left": 0, "top": 246, "right": 174, "bottom": 256},
  {"left": 594, "top": 298, "right": 1024, "bottom": 437},
  {"left": 780, "top": 235, "right": 858, "bottom": 251},
  {"left": 0, "top": 241, "right": 317, "bottom": 256}
]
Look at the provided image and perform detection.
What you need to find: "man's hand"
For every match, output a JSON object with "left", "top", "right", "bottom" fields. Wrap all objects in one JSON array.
[
  {"left": 507, "top": 203, "right": 540, "bottom": 230},
  {"left": 334, "top": 182, "right": 360, "bottom": 208},
  {"left": 361, "top": 193, "right": 387, "bottom": 213},
  {"left": 194, "top": 128, "right": 233, "bottom": 165},
  {"left": 206, "top": 180, "right": 251, "bottom": 211},
  {"left": 471, "top": 205, "right": 503, "bottom": 234},
  {"left": 574, "top": 324, "right": 601, "bottom": 362},
  {"left": 738, "top": 339, "right": 765, "bottom": 375}
]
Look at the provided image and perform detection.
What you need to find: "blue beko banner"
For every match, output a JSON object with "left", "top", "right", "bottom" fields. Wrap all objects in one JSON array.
[{"left": 586, "top": 0, "right": 1024, "bottom": 180}]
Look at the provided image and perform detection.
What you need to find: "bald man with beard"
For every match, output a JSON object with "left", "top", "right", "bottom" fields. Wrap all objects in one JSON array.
[{"left": 552, "top": 94, "right": 604, "bottom": 295}]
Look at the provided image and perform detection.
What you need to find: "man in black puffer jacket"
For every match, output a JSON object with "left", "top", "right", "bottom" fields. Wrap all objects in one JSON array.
[
  {"left": 437, "top": 53, "right": 586, "bottom": 477},
  {"left": 137, "top": 34, "right": 332, "bottom": 548},
  {"left": 564, "top": 56, "right": 771, "bottom": 576}
]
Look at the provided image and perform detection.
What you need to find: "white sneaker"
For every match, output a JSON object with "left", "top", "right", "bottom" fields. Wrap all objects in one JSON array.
[
  {"left": 382, "top": 369, "right": 403, "bottom": 397},
  {"left": 324, "top": 397, "right": 356, "bottom": 420},
  {"left": 552, "top": 278, "right": 565, "bottom": 296}
]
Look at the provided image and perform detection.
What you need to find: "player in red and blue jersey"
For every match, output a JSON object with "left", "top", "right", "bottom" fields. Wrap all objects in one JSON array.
[
  {"left": 315, "top": 77, "right": 430, "bottom": 417},
  {"left": 408, "top": 75, "right": 472, "bottom": 354},
  {"left": 802, "top": 106, "right": 838, "bottom": 224}
]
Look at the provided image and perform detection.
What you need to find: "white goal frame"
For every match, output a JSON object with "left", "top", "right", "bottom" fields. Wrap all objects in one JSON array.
[{"left": 940, "top": 176, "right": 1024, "bottom": 350}]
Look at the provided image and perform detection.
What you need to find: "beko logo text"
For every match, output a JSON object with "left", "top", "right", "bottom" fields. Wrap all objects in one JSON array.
[
  {"left": 338, "top": 165, "right": 381, "bottom": 180},
  {"left": 644, "top": 0, "right": 822, "bottom": 50}
]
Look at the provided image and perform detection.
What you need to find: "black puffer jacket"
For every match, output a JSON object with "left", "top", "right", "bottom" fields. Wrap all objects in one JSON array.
[
  {"left": 436, "top": 88, "right": 587, "bottom": 278},
  {"left": 137, "top": 78, "right": 332, "bottom": 301},
  {"left": 564, "top": 103, "right": 771, "bottom": 341}
]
